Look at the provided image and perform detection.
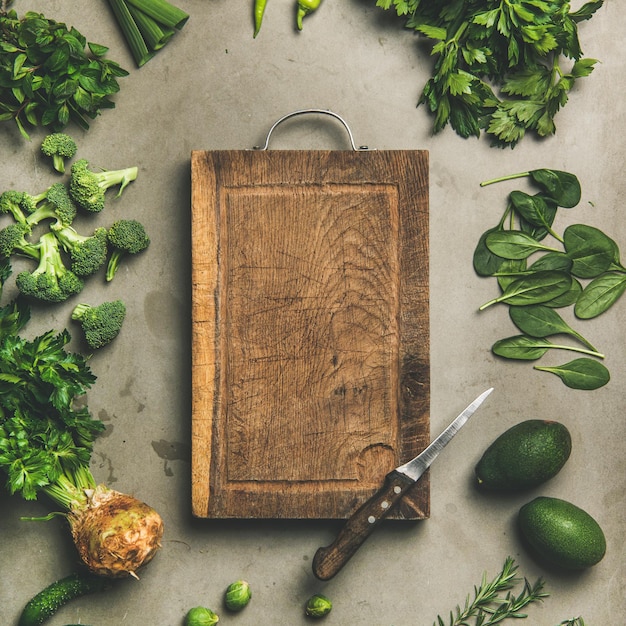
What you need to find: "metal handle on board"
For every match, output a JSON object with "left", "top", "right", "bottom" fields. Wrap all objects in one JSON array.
[{"left": 253, "top": 109, "right": 373, "bottom": 151}]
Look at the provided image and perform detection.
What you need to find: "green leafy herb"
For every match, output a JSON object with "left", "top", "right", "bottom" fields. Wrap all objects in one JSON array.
[
  {"left": 375, "top": 1, "right": 603, "bottom": 147},
  {"left": 509, "top": 305, "right": 598, "bottom": 352},
  {"left": 535, "top": 358, "right": 610, "bottom": 390},
  {"left": 0, "top": 9, "right": 128, "bottom": 139},
  {"left": 492, "top": 335, "right": 603, "bottom": 361},
  {"left": 433, "top": 556, "right": 547, "bottom": 626},
  {"left": 475, "top": 168, "right": 626, "bottom": 390}
]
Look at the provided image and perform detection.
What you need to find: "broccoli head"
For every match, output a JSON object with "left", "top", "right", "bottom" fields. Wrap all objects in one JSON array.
[
  {"left": 105, "top": 219, "right": 150, "bottom": 281},
  {"left": 51, "top": 224, "right": 108, "bottom": 277},
  {"left": 0, "top": 223, "right": 38, "bottom": 260},
  {"left": 40, "top": 133, "right": 78, "bottom": 174},
  {"left": 25, "top": 183, "right": 77, "bottom": 228},
  {"left": 69, "top": 159, "right": 138, "bottom": 213},
  {"left": 15, "top": 232, "right": 84, "bottom": 303},
  {"left": 0, "top": 190, "right": 32, "bottom": 224},
  {"left": 71, "top": 300, "right": 126, "bottom": 349}
]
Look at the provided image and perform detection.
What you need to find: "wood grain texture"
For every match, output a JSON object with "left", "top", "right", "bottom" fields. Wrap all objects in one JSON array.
[{"left": 191, "top": 150, "right": 429, "bottom": 519}]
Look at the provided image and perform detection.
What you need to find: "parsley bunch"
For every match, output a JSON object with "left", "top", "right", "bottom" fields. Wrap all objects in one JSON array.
[
  {"left": 375, "top": 0, "right": 603, "bottom": 147},
  {"left": 0, "top": 8, "right": 128, "bottom": 139},
  {"left": 0, "top": 258, "right": 102, "bottom": 501}
]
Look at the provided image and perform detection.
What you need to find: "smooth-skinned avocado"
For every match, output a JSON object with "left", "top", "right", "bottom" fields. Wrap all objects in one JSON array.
[
  {"left": 475, "top": 419, "right": 571, "bottom": 491},
  {"left": 518, "top": 496, "right": 606, "bottom": 570}
]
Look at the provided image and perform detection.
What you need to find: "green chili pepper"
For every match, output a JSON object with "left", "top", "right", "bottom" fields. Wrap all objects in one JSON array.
[
  {"left": 296, "top": 0, "right": 322, "bottom": 30},
  {"left": 253, "top": 0, "right": 267, "bottom": 37}
]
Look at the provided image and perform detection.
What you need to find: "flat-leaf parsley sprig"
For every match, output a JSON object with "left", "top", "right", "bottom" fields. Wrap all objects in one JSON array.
[
  {"left": 375, "top": 0, "right": 603, "bottom": 147},
  {"left": 433, "top": 556, "right": 548, "bottom": 626}
]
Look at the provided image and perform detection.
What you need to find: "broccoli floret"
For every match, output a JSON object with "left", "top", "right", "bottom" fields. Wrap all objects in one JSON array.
[
  {"left": 15, "top": 232, "right": 84, "bottom": 303},
  {"left": 24, "top": 183, "right": 77, "bottom": 228},
  {"left": 71, "top": 300, "right": 126, "bottom": 349},
  {"left": 0, "top": 190, "right": 31, "bottom": 224},
  {"left": 51, "top": 224, "right": 108, "bottom": 277},
  {"left": 105, "top": 219, "right": 150, "bottom": 281},
  {"left": 0, "top": 223, "right": 38, "bottom": 260},
  {"left": 69, "top": 159, "right": 138, "bottom": 213},
  {"left": 40, "top": 133, "right": 78, "bottom": 174}
]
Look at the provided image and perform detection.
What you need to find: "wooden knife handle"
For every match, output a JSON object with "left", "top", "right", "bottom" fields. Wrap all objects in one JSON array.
[{"left": 312, "top": 470, "right": 415, "bottom": 580}]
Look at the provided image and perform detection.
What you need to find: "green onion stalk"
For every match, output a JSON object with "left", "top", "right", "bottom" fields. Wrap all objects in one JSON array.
[
  {"left": 107, "top": 0, "right": 189, "bottom": 67},
  {"left": 0, "top": 260, "right": 163, "bottom": 578}
]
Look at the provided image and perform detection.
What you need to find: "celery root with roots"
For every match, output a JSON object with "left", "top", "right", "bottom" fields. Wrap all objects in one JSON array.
[{"left": 0, "top": 259, "right": 163, "bottom": 578}]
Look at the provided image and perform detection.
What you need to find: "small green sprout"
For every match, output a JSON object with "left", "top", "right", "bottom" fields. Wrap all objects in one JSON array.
[
  {"left": 185, "top": 606, "right": 220, "bottom": 626},
  {"left": 305, "top": 593, "right": 332, "bottom": 618},
  {"left": 224, "top": 580, "right": 251, "bottom": 611}
]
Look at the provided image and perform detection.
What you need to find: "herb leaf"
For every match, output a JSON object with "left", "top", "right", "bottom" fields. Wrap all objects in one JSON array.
[{"left": 534, "top": 358, "right": 610, "bottom": 390}]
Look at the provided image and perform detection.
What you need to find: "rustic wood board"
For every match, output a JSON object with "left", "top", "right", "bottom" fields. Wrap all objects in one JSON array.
[{"left": 191, "top": 149, "right": 429, "bottom": 519}]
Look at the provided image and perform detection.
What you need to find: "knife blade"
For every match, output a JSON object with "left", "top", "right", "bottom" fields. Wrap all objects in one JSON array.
[{"left": 312, "top": 387, "right": 494, "bottom": 581}]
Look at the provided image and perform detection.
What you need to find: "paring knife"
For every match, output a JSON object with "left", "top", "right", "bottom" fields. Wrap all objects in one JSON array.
[{"left": 312, "top": 387, "right": 494, "bottom": 581}]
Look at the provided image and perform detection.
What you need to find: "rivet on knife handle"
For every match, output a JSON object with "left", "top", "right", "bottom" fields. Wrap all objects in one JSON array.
[{"left": 312, "top": 470, "right": 415, "bottom": 581}]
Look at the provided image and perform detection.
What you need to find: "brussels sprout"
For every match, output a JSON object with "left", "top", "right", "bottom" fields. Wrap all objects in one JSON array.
[
  {"left": 224, "top": 579, "right": 252, "bottom": 611},
  {"left": 305, "top": 593, "right": 332, "bottom": 618},
  {"left": 185, "top": 606, "right": 219, "bottom": 626}
]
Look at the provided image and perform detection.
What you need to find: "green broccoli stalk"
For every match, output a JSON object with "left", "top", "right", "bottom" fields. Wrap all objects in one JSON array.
[
  {"left": 15, "top": 232, "right": 84, "bottom": 303},
  {"left": 52, "top": 224, "right": 108, "bottom": 277},
  {"left": 69, "top": 159, "right": 138, "bottom": 213},
  {"left": 0, "top": 223, "right": 38, "bottom": 260},
  {"left": 106, "top": 219, "right": 150, "bottom": 281},
  {"left": 40, "top": 133, "right": 78, "bottom": 174},
  {"left": 24, "top": 182, "right": 77, "bottom": 229},
  {"left": 71, "top": 300, "right": 126, "bottom": 349}
]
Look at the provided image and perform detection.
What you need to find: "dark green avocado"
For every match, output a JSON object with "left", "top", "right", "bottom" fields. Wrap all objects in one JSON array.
[
  {"left": 475, "top": 419, "right": 571, "bottom": 491},
  {"left": 518, "top": 496, "right": 606, "bottom": 570}
]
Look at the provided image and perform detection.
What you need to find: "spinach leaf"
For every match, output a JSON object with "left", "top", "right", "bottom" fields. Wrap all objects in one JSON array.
[
  {"left": 529, "top": 169, "right": 581, "bottom": 208},
  {"left": 509, "top": 191, "right": 560, "bottom": 241},
  {"left": 535, "top": 358, "right": 610, "bottom": 390},
  {"left": 485, "top": 231, "right": 559, "bottom": 260},
  {"left": 574, "top": 272, "right": 626, "bottom": 319},
  {"left": 528, "top": 252, "right": 573, "bottom": 273},
  {"left": 492, "top": 335, "right": 604, "bottom": 361},
  {"left": 544, "top": 278, "right": 583, "bottom": 308},
  {"left": 563, "top": 224, "right": 618, "bottom": 278},
  {"left": 473, "top": 226, "right": 507, "bottom": 276},
  {"left": 509, "top": 305, "right": 598, "bottom": 352},
  {"left": 480, "top": 271, "right": 571, "bottom": 310}
]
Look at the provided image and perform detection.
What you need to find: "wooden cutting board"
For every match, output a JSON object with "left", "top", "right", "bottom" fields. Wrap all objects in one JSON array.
[{"left": 191, "top": 149, "right": 429, "bottom": 519}]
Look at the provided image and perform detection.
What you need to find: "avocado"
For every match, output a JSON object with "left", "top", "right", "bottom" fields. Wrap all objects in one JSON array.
[
  {"left": 518, "top": 496, "right": 606, "bottom": 570},
  {"left": 475, "top": 419, "right": 571, "bottom": 491}
]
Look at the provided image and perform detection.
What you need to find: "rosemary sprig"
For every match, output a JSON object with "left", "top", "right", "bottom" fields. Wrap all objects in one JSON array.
[
  {"left": 434, "top": 557, "right": 548, "bottom": 626},
  {"left": 557, "top": 619, "right": 586, "bottom": 626}
]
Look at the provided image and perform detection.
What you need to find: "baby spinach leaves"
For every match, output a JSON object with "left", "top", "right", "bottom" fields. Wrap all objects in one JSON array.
[{"left": 475, "top": 168, "right": 624, "bottom": 390}]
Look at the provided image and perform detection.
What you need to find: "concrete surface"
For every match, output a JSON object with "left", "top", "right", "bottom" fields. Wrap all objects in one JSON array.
[{"left": 1, "top": 0, "right": 625, "bottom": 624}]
